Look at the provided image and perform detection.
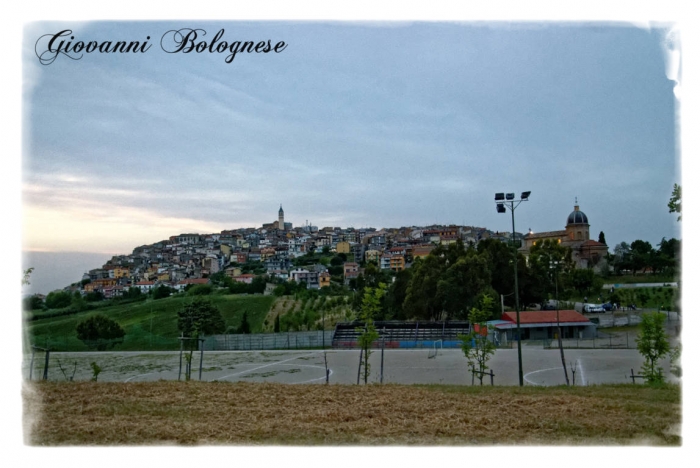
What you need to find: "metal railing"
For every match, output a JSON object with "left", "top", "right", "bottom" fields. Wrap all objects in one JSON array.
[{"left": 202, "top": 330, "right": 335, "bottom": 350}]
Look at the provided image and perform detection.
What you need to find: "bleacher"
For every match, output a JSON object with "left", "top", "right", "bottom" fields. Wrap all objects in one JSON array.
[{"left": 332, "top": 320, "right": 471, "bottom": 349}]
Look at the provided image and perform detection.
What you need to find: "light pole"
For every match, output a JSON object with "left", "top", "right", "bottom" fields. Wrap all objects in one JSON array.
[
  {"left": 550, "top": 260, "right": 569, "bottom": 386},
  {"left": 495, "top": 191, "right": 530, "bottom": 386}
]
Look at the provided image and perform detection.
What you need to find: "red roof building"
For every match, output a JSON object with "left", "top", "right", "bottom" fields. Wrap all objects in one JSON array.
[{"left": 496, "top": 310, "right": 595, "bottom": 340}]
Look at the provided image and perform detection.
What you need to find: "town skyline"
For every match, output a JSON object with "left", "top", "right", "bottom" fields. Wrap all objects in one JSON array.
[{"left": 23, "top": 201, "right": 678, "bottom": 297}]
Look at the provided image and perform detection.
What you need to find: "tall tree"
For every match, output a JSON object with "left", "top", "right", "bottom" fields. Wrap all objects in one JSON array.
[
  {"left": 403, "top": 255, "right": 444, "bottom": 320},
  {"left": 237, "top": 311, "right": 251, "bottom": 334},
  {"left": 476, "top": 239, "right": 516, "bottom": 305},
  {"left": 630, "top": 240, "right": 653, "bottom": 275},
  {"left": 598, "top": 231, "right": 607, "bottom": 245},
  {"left": 385, "top": 268, "right": 412, "bottom": 320},
  {"left": 436, "top": 252, "right": 492, "bottom": 320},
  {"left": 668, "top": 183, "right": 681, "bottom": 221},
  {"left": 612, "top": 242, "right": 632, "bottom": 275}
]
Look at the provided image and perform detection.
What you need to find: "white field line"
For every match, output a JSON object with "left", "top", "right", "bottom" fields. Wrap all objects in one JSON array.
[
  {"left": 225, "top": 362, "right": 332, "bottom": 384},
  {"left": 523, "top": 367, "right": 562, "bottom": 386},
  {"left": 210, "top": 351, "right": 317, "bottom": 382},
  {"left": 577, "top": 358, "right": 587, "bottom": 386},
  {"left": 124, "top": 372, "right": 157, "bottom": 382}
]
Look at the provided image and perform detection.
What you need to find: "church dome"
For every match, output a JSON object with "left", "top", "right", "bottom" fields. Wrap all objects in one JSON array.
[{"left": 567, "top": 205, "right": 588, "bottom": 225}]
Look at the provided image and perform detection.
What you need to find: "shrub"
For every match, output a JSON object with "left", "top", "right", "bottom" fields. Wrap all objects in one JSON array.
[{"left": 76, "top": 314, "right": 126, "bottom": 350}]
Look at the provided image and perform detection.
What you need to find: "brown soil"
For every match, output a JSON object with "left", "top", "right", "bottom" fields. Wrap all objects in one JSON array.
[{"left": 24, "top": 381, "right": 680, "bottom": 445}]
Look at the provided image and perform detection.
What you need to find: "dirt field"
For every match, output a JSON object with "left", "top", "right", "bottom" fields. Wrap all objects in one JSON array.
[
  {"left": 24, "top": 347, "right": 679, "bottom": 387},
  {"left": 24, "top": 380, "right": 681, "bottom": 445}
]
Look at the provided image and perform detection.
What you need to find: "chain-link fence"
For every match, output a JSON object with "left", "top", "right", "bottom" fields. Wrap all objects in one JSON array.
[{"left": 203, "top": 330, "right": 335, "bottom": 351}]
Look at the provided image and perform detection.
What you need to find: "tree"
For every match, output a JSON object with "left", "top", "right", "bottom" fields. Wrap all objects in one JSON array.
[
  {"left": 668, "top": 183, "right": 681, "bottom": 221},
  {"left": 459, "top": 294, "right": 497, "bottom": 385},
  {"left": 22, "top": 267, "right": 34, "bottom": 285},
  {"left": 570, "top": 269, "right": 603, "bottom": 298},
  {"left": 187, "top": 283, "right": 214, "bottom": 296},
  {"left": 598, "top": 231, "right": 607, "bottom": 245},
  {"left": 403, "top": 255, "right": 443, "bottom": 320},
  {"left": 177, "top": 298, "right": 226, "bottom": 380},
  {"left": 357, "top": 283, "right": 386, "bottom": 384},
  {"left": 23, "top": 295, "right": 44, "bottom": 311},
  {"left": 385, "top": 268, "right": 412, "bottom": 320},
  {"left": 436, "top": 252, "right": 492, "bottom": 320},
  {"left": 177, "top": 297, "right": 226, "bottom": 338},
  {"left": 85, "top": 290, "right": 104, "bottom": 302},
  {"left": 636, "top": 312, "right": 670, "bottom": 384},
  {"left": 76, "top": 314, "right": 126, "bottom": 350},
  {"left": 237, "top": 311, "right": 251, "bottom": 334},
  {"left": 612, "top": 242, "right": 632, "bottom": 275},
  {"left": 45, "top": 290, "right": 73, "bottom": 309},
  {"left": 153, "top": 285, "right": 173, "bottom": 299},
  {"left": 630, "top": 240, "right": 653, "bottom": 275},
  {"left": 527, "top": 239, "right": 574, "bottom": 303},
  {"left": 274, "top": 314, "right": 281, "bottom": 333}
]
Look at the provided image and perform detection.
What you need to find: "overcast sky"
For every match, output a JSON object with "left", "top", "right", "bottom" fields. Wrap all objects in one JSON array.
[{"left": 22, "top": 21, "right": 680, "bottom": 268}]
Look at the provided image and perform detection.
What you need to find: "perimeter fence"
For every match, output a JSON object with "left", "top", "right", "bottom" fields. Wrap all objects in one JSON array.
[{"left": 203, "top": 330, "right": 335, "bottom": 351}]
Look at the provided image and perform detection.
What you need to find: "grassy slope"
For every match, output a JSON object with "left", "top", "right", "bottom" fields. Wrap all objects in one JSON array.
[
  {"left": 25, "top": 381, "right": 681, "bottom": 445},
  {"left": 25, "top": 294, "right": 275, "bottom": 352}
]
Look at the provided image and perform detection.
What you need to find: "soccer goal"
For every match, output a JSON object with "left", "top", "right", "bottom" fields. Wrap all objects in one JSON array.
[{"left": 428, "top": 340, "right": 443, "bottom": 359}]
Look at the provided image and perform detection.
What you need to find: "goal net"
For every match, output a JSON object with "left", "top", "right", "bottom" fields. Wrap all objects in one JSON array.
[{"left": 428, "top": 340, "right": 443, "bottom": 359}]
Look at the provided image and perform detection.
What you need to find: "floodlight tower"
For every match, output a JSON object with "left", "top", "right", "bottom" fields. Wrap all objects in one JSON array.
[{"left": 495, "top": 191, "right": 531, "bottom": 387}]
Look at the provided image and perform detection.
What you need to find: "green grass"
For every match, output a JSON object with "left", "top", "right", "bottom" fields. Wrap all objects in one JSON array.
[{"left": 25, "top": 294, "right": 275, "bottom": 352}]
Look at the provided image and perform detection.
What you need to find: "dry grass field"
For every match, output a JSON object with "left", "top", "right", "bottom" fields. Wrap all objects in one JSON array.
[{"left": 24, "top": 381, "right": 681, "bottom": 446}]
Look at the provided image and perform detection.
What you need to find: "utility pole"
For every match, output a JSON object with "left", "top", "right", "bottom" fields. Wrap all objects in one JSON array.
[{"left": 552, "top": 261, "right": 570, "bottom": 386}]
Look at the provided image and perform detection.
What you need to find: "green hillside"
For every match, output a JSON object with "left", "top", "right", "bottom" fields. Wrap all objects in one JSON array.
[{"left": 25, "top": 294, "right": 275, "bottom": 352}]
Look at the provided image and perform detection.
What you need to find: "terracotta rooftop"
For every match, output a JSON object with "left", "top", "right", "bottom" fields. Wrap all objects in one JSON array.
[{"left": 501, "top": 310, "right": 590, "bottom": 324}]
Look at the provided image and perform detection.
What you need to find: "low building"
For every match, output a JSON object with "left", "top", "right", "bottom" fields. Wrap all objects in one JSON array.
[
  {"left": 319, "top": 271, "right": 331, "bottom": 288},
  {"left": 289, "top": 268, "right": 320, "bottom": 289},
  {"left": 494, "top": 310, "right": 596, "bottom": 342}
]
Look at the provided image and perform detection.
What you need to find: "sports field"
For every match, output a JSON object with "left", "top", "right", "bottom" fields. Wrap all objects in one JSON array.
[{"left": 23, "top": 347, "right": 679, "bottom": 386}]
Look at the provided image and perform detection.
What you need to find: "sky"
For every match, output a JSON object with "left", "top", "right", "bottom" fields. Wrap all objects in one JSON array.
[
  {"left": 22, "top": 20, "right": 681, "bottom": 261},
  {"left": 7, "top": 1, "right": 700, "bottom": 465}
]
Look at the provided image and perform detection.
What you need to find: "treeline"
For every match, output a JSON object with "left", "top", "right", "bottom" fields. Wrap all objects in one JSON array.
[
  {"left": 608, "top": 238, "right": 680, "bottom": 276},
  {"left": 355, "top": 238, "right": 613, "bottom": 323}
]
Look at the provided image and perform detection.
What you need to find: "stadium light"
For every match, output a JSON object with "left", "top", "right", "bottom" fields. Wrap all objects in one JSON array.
[{"left": 494, "top": 190, "right": 531, "bottom": 387}]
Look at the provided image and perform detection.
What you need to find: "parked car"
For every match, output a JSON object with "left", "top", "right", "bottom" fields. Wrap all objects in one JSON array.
[
  {"left": 541, "top": 303, "right": 556, "bottom": 310},
  {"left": 583, "top": 304, "right": 605, "bottom": 313},
  {"left": 602, "top": 303, "right": 613, "bottom": 311}
]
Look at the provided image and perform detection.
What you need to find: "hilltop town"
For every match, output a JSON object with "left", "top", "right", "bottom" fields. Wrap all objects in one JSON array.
[{"left": 64, "top": 205, "right": 524, "bottom": 298}]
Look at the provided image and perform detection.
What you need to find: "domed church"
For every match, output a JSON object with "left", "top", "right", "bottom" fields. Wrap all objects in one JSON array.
[{"left": 519, "top": 200, "right": 608, "bottom": 270}]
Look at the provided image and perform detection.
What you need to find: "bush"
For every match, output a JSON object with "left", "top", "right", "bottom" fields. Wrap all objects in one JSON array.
[
  {"left": 76, "top": 314, "right": 126, "bottom": 350},
  {"left": 188, "top": 284, "right": 214, "bottom": 296},
  {"left": 23, "top": 295, "right": 44, "bottom": 311},
  {"left": 45, "top": 291, "right": 72, "bottom": 309},
  {"left": 152, "top": 285, "right": 174, "bottom": 299}
]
